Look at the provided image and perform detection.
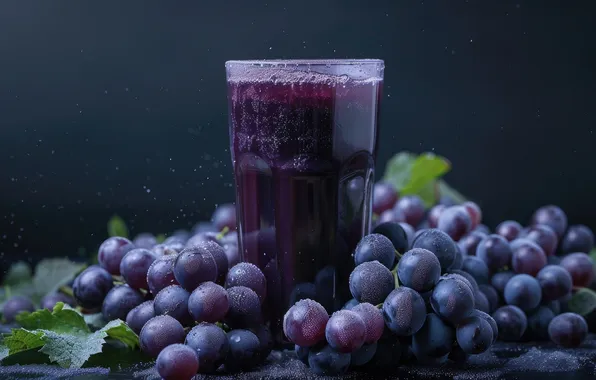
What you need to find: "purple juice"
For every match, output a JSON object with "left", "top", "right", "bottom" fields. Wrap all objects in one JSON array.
[{"left": 226, "top": 60, "right": 384, "bottom": 344}]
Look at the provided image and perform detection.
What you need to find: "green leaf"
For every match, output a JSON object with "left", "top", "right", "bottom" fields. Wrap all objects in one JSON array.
[
  {"left": 0, "top": 341, "right": 8, "bottom": 361},
  {"left": 382, "top": 151, "right": 417, "bottom": 190},
  {"left": 107, "top": 215, "right": 129, "bottom": 238},
  {"left": 3, "top": 261, "right": 33, "bottom": 286},
  {"left": 84, "top": 313, "right": 108, "bottom": 330},
  {"left": 155, "top": 233, "right": 166, "bottom": 244},
  {"left": 400, "top": 153, "right": 451, "bottom": 195},
  {"left": 416, "top": 180, "right": 440, "bottom": 208},
  {"left": 3, "top": 328, "right": 45, "bottom": 356},
  {"left": 32, "top": 258, "right": 86, "bottom": 298},
  {"left": 567, "top": 288, "right": 596, "bottom": 316},
  {"left": 437, "top": 179, "right": 468, "bottom": 204}
]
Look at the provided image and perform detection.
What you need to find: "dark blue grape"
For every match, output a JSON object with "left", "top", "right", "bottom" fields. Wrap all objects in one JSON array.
[
  {"left": 223, "top": 243, "right": 240, "bottom": 268},
  {"left": 342, "top": 298, "right": 359, "bottom": 310},
  {"left": 126, "top": 300, "right": 155, "bottom": 334},
  {"left": 448, "top": 245, "right": 464, "bottom": 271},
  {"left": 211, "top": 203, "right": 237, "bottom": 232},
  {"left": 225, "top": 286, "right": 262, "bottom": 329},
  {"left": 156, "top": 344, "right": 198, "bottom": 380},
  {"left": 474, "top": 289, "right": 490, "bottom": 313},
  {"left": 448, "top": 345, "right": 469, "bottom": 363},
  {"left": 476, "top": 234, "right": 512, "bottom": 272},
  {"left": 462, "top": 256, "right": 490, "bottom": 285},
  {"left": 185, "top": 322, "right": 229, "bottom": 373},
  {"left": 251, "top": 324, "right": 273, "bottom": 363},
  {"left": 73, "top": 265, "right": 114, "bottom": 309},
  {"left": 225, "top": 262, "right": 267, "bottom": 303},
  {"left": 185, "top": 232, "right": 221, "bottom": 249},
  {"left": 289, "top": 282, "right": 317, "bottom": 308},
  {"left": 504, "top": 274, "right": 542, "bottom": 311},
  {"left": 430, "top": 275, "right": 475, "bottom": 324},
  {"left": 349, "top": 261, "right": 394, "bottom": 305},
  {"left": 437, "top": 206, "right": 472, "bottom": 241},
  {"left": 536, "top": 265, "right": 572, "bottom": 302},
  {"left": 473, "top": 309, "right": 499, "bottom": 343},
  {"left": 412, "top": 313, "right": 454, "bottom": 360},
  {"left": 308, "top": 345, "right": 351, "bottom": 376},
  {"left": 548, "top": 312, "right": 588, "bottom": 347},
  {"left": 547, "top": 255, "right": 561, "bottom": 265},
  {"left": 382, "top": 287, "right": 426, "bottom": 336},
  {"left": 351, "top": 303, "right": 385, "bottom": 344},
  {"left": 120, "top": 248, "right": 156, "bottom": 290},
  {"left": 462, "top": 201, "right": 482, "bottom": 230},
  {"left": 511, "top": 238, "right": 547, "bottom": 276},
  {"left": 478, "top": 284, "right": 499, "bottom": 313},
  {"left": 325, "top": 310, "right": 366, "bottom": 353},
  {"left": 561, "top": 225, "right": 594, "bottom": 254},
  {"left": 188, "top": 282, "right": 228, "bottom": 323},
  {"left": 194, "top": 240, "right": 228, "bottom": 285},
  {"left": 545, "top": 300, "right": 561, "bottom": 315},
  {"left": 351, "top": 342, "right": 377, "bottom": 366},
  {"left": 295, "top": 345, "right": 310, "bottom": 365},
  {"left": 372, "top": 222, "right": 409, "bottom": 259},
  {"left": 531, "top": 205, "right": 568, "bottom": 238},
  {"left": 153, "top": 285, "right": 192, "bottom": 325},
  {"left": 526, "top": 306, "right": 555, "bottom": 341},
  {"left": 173, "top": 245, "right": 218, "bottom": 291},
  {"left": 151, "top": 244, "right": 179, "bottom": 257},
  {"left": 397, "top": 248, "right": 441, "bottom": 293},
  {"left": 283, "top": 299, "right": 328, "bottom": 347},
  {"left": 133, "top": 233, "right": 157, "bottom": 249},
  {"left": 354, "top": 233, "right": 396, "bottom": 270},
  {"left": 449, "top": 270, "right": 479, "bottom": 292},
  {"left": 496, "top": 220, "right": 522, "bottom": 242},
  {"left": 427, "top": 204, "right": 446, "bottom": 228},
  {"left": 192, "top": 222, "right": 218, "bottom": 235},
  {"left": 2, "top": 296, "right": 35, "bottom": 323},
  {"left": 560, "top": 252, "right": 594, "bottom": 288},
  {"left": 224, "top": 329, "right": 260, "bottom": 372},
  {"left": 97, "top": 236, "right": 135, "bottom": 275},
  {"left": 522, "top": 225, "right": 558, "bottom": 257},
  {"left": 458, "top": 230, "right": 486, "bottom": 256},
  {"left": 393, "top": 195, "right": 425, "bottom": 227},
  {"left": 163, "top": 235, "right": 187, "bottom": 246},
  {"left": 364, "top": 331, "right": 405, "bottom": 370},
  {"left": 491, "top": 271, "right": 515, "bottom": 297},
  {"left": 102, "top": 285, "right": 144, "bottom": 321},
  {"left": 314, "top": 265, "right": 337, "bottom": 313},
  {"left": 40, "top": 293, "right": 74, "bottom": 311},
  {"left": 139, "top": 315, "right": 186, "bottom": 357},
  {"left": 398, "top": 223, "right": 415, "bottom": 249},
  {"left": 492, "top": 305, "right": 527, "bottom": 341},
  {"left": 372, "top": 182, "right": 398, "bottom": 215},
  {"left": 411, "top": 229, "right": 458, "bottom": 273},
  {"left": 475, "top": 224, "right": 491, "bottom": 234},
  {"left": 146, "top": 255, "right": 179, "bottom": 296},
  {"left": 456, "top": 315, "right": 492, "bottom": 354}
]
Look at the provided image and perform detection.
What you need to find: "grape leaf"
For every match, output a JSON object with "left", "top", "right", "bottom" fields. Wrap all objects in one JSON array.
[
  {"left": 437, "top": 179, "right": 468, "bottom": 205},
  {"left": 108, "top": 215, "right": 129, "bottom": 238},
  {"left": 2, "top": 303, "right": 139, "bottom": 368},
  {"left": 32, "top": 258, "right": 86, "bottom": 298},
  {"left": 382, "top": 151, "right": 416, "bottom": 190},
  {"left": 567, "top": 288, "right": 596, "bottom": 316},
  {"left": 3, "top": 261, "right": 33, "bottom": 286},
  {"left": 84, "top": 313, "right": 108, "bottom": 330}
]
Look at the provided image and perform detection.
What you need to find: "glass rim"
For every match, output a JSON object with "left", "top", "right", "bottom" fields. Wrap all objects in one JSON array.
[{"left": 225, "top": 59, "right": 384, "bottom": 67}]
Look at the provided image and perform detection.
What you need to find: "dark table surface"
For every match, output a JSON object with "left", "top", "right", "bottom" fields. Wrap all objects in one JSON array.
[{"left": 0, "top": 335, "right": 595, "bottom": 380}]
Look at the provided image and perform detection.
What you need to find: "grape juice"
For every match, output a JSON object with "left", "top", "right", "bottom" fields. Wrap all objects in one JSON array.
[{"left": 226, "top": 61, "right": 383, "bottom": 344}]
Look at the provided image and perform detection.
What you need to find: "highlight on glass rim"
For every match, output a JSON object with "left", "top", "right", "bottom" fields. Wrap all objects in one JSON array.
[{"left": 1, "top": 2, "right": 594, "bottom": 380}]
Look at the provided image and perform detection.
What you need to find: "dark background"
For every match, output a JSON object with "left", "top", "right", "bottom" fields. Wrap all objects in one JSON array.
[{"left": 0, "top": 1, "right": 595, "bottom": 264}]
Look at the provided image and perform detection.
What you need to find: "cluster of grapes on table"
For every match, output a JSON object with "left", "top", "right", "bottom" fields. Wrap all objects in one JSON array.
[{"left": 282, "top": 183, "right": 594, "bottom": 375}]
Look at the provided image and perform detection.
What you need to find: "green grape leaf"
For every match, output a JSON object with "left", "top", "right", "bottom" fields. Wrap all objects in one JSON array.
[
  {"left": 382, "top": 151, "right": 417, "bottom": 190},
  {"left": 32, "top": 258, "right": 86, "bottom": 298},
  {"left": 400, "top": 153, "right": 451, "bottom": 196},
  {"left": 3, "top": 261, "right": 33, "bottom": 286},
  {"left": 107, "top": 215, "right": 129, "bottom": 238},
  {"left": 567, "top": 288, "right": 596, "bottom": 316},
  {"left": 437, "top": 179, "right": 468, "bottom": 205}
]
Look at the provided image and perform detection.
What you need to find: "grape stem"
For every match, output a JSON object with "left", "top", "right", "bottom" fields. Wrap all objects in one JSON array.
[
  {"left": 391, "top": 267, "right": 400, "bottom": 289},
  {"left": 59, "top": 286, "right": 74, "bottom": 298},
  {"left": 216, "top": 227, "right": 230, "bottom": 240}
]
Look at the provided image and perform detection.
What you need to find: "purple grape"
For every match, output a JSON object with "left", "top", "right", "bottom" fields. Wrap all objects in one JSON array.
[
  {"left": 126, "top": 300, "right": 155, "bottom": 334},
  {"left": 133, "top": 233, "right": 157, "bottom": 249},
  {"left": 225, "top": 286, "right": 262, "bottom": 329},
  {"left": 40, "top": 293, "right": 74, "bottom": 311},
  {"left": 151, "top": 244, "right": 181, "bottom": 256},
  {"left": 325, "top": 310, "right": 366, "bottom": 353},
  {"left": 462, "top": 201, "right": 482, "bottom": 230},
  {"left": 283, "top": 299, "right": 328, "bottom": 347},
  {"left": 308, "top": 345, "right": 351, "bottom": 375},
  {"left": 376, "top": 210, "right": 399, "bottom": 226},
  {"left": 561, "top": 225, "right": 594, "bottom": 254},
  {"left": 224, "top": 329, "right": 260, "bottom": 372},
  {"left": 119, "top": 248, "right": 156, "bottom": 290},
  {"left": 527, "top": 306, "right": 555, "bottom": 341},
  {"left": 462, "top": 256, "right": 490, "bottom": 285},
  {"left": 351, "top": 303, "right": 384, "bottom": 344},
  {"left": 393, "top": 195, "right": 425, "bottom": 227},
  {"left": 192, "top": 222, "right": 218, "bottom": 235},
  {"left": 548, "top": 312, "right": 588, "bottom": 347},
  {"left": 140, "top": 315, "right": 186, "bottom": 357},
  {"left": 545, "top": 300, "right": 561, "bottom": 315},
  {"left": 511, "top": 238, "right": 547, "bottom": 276},
  {"left": 223, "top": 243, "right": 240, "bottom": 268},
  {"left": 521, "top": 225, "right": 558, "bottom": 257},
  {"left": 430, "top": 275, "right": 475, "bottom": 324},
  {"left": 383, "top": 287, "right": 426, "bottom": 336},
  {"left": 536, "top": 265, "right": 573, "bottom": 302},
  {"left": 225, "top": 262, "right": 267, "bottom": 303},
  {"left": 397, "top": 248, "right": 441, "bottom": 293},
  {"left": 449, "top": 270, "right": 479, "bottom": 292},
  {"left": 491, "top": 271, "right": 515, "bottom": 296},
  {"left": 474, "top": 289, "right": 490, "bottom": 313},
  {"left": 531, "top": 205, "right": 568, "bottom": 238},
  {"left": 427, "top": 205, "right": 446, "bottom": 229},
  {"left": 372, "top": 222, "right": 410, "bottom": 259},
  {"left": 154, "top": 285, "right": 192, "bottom": 325},
  {"left": 398, "top": 222, "right": 416, "bottom": 248},
  {"left": 437, "top": 206, "right": 472, "bottom": 242},
  {"left": 412, "top": 229, "right": 458, "bottom": 273},
  {"left": 476, "top": 234, "right": 512, "bottom": 272},
  {"left": 478, "top": 284, "right": 499, "bottom": 313},
  {"left": 351, "top": 342, "right": 378, "bottom": 366},
  {"left": 448, "top": 245, "right": 464, "bottom": 271},
  {"left": 97, "top": 236, "right": 135, "bottom": 275},
  {"left": 349, "top": 261, "right": 394, "bottom": 305},
  {"left": 195, "top": 240, "right": 228, "bottom": 285},
  {"left": 474, "top": 309, "right": 499, "bottom": 343},
  {"left": 188, "top": 282, "right": 228, "bottom": 323},
  {"left": 211, "top": 203, "right": 237, "bottom": 232},
  {"left": 475, "top": 224, "right": 491, "bottom": 234},
  {"left": 163, "top": 235, "right": 187, "bottom": 246},
  {"left": 456, "top": 314, "right": 492, "bottom": 354},
  {"left": 101, "top": 285, "right": 144, "bottom": 321},
  {"left": 504, "top": 274, "right": 542, "bottom": 311},
  {"left": 185, "top": 232, "right": 221, "bottom": 249},
  {"left": 251, "top": 324, "right": 273, "bottom": 363},
  {"left": 458, "top": 230, "right": 486, "bottom": 256},
  {"left": 220, "top": 231, "right": 239, "bottom": 246},
  {"left": 173, "top": 246, "right": 218, "bottom": 291},
  {"left": 492, "top": 305, "right": 527, "bottom": 341},
  {"left": 354, "top": 233, "right": 396, "bottom": 270},
  {"left": 146, "top": 255, "right": 179, "bottom": 295},
  {"left": 560, "top": 252, "right": 594, "bottom": 288},
  {"left": 73, "top": 265, "right": 114, "bottom": 309},
  {"left": 2, "top": 296, "right": 35, "bottom": 322},
  {"left": 496, "top": 220, "right": 523, "bottom": 242},
  {"left": 185, "top": 322, "right": 229, "bottom": 373},
  {"left": 372, "top": 182, "right": 399, "bottom": 215},
  {"left": 289, "top": 282, "right": 317, "bottom": 308},
  {"left": 295, "top": 345, "right": 310, "bottom": 365},
  {"left": 412, "top": 313, "right": 455, "bottom": 360},
  {"left": 156, "top": 344, "right": 198, "bottom": 380}
]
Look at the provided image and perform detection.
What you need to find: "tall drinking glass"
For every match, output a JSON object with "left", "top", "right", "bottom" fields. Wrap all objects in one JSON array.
[{"left": 225, "top": 59, "right": 384, "bottom": 344}]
